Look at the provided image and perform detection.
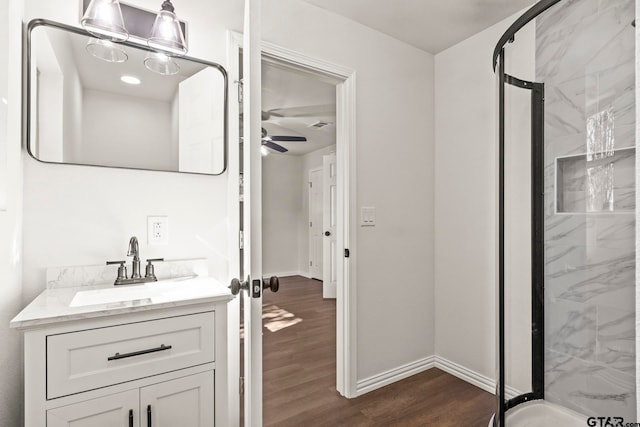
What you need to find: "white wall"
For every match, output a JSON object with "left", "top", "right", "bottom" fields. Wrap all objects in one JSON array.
[
  {"left": 434, "top": 10, "right": 534, "bottom": 391},
  {"left": 262, "top": 0, "right": 436, "bottom": 380},
  {"left": 81, "top": 89, "right": 175, "bottom": 170},
  {"left": 262, "top": 153, "right": 303, "bottom": 275},
  {"left": 0, "top": 0, "right": 24, "bottom": 425}
]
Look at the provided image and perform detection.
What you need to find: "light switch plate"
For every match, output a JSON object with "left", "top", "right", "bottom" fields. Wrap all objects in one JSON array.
[
  {"left": 148, "top": 216, "right": 169, "bottom": 245},
  {"left": 360, "top": 207, "right": 376, "bottom": 226}
]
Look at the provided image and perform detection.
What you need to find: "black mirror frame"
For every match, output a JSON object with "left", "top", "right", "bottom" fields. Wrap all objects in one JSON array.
[{"left": 25, "top": 18, "right": 229, "bottom": 176}]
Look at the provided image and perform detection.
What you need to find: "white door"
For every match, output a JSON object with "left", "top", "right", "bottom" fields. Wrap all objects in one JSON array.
[
  {"left": 140, "top": 371, "right": 214, "bottom": 426},
  {"left": 309, "top": 168, "right": 323, "bottom": 279},
  {"left": 47, "top": 389, "right": 139, "bottom": 427},
  {"left": 242, "top": 0, "right": 263, "bottom": 425},
  {"left": 322, "top": 154, "right": 337, "bottom": 299}
]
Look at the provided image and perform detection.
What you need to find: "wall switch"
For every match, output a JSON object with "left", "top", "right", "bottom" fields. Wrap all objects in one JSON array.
[
  {"left": 148, "top": 216, "right": 169, "bottom": 245},
  {"left": 360, "top": 207, "right": 376, "bottom": 226}
]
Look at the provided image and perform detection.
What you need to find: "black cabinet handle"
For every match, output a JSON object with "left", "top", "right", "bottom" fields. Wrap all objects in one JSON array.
[
  {"left": 147, "top": 404, "right": 152, "bottom": 427},
  {"left": 107, "top": 344, "right": 172, "bottom": 361},
  {"left": 129, "top": 409, "right": 133, "bottom": 427}
]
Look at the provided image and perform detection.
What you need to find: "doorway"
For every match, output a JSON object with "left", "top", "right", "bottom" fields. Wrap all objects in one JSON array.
[
  {"left": 226, "top": 32, "right": 357, "bottom": 424},
  {"left": 260, "top": 59, "right": 339, "bottom": 423}
]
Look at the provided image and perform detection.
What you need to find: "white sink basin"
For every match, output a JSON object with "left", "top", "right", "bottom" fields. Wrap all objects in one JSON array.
[
  {"left": 70, "top": 285, "right": 152, "bottom": 307},
  {"left": 69, "top": 276, "right": 228, "bottom": 308}
]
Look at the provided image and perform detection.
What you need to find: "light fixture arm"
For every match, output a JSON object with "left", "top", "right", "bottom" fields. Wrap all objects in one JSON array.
[{"left": 161, "top": 0, "right": 175, "bottom": 12}]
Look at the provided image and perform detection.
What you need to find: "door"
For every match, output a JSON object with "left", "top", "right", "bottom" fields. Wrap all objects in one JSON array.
[
  {"left": 322, "top": 154, "right": 337, "bottom": 299},
  {"left": 47, "top": 389, "right": 139, "bottom": 427},
  {"left": 309, "top": 168, "right": 323, "bottom": 279},
  {"left": 140, "top": 371, "right": 214, "bottom": 426},
  {"left": 242, "top": 0, "right": 263, "bottom": 425}
]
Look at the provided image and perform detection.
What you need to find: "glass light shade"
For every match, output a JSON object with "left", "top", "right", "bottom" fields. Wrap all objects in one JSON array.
[
  {"left": 86, "top": 38, "right": 128, "bottom": 63},
  {"left": 81, "top": 0, "right": 129, "bottom": 42},
  {"left": 144, "top": 52, "right": 180, "bottom": 75},
  {"left": 148, "top": 3, "right": 187, "bottom": 56}
]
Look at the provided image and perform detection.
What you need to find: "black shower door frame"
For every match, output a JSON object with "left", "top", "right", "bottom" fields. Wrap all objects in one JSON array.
[{"left": 494, "top": 51, "right": 546, "bottom": 426}]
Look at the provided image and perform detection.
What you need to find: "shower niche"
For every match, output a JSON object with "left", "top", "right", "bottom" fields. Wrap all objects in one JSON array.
[{"left": 555, "top": 147, "right": 635, "bottom": 213}]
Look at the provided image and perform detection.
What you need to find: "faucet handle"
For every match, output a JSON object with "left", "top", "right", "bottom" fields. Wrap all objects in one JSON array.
[
  {"left": 144, "top": 258, "right": 164, "bottom": 281},
  {"left": 106, "top": 260, "right": 128, "bottom": 282}
]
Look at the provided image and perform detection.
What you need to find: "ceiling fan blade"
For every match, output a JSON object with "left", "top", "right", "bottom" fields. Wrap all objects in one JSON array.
[
  {"left": 269, "top": 135, "right": 307, "bottom": 143},
  {"left": 262, "top": 140, "right": 288, "bottom": 153}
]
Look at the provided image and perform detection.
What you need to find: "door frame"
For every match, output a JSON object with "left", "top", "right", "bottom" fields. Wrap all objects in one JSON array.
[
  {"left": 308, "top": 166, "right": 323, "bottom": 280},
  {"left": 226, "top": 30, "right": 358, "bottom": 403}
]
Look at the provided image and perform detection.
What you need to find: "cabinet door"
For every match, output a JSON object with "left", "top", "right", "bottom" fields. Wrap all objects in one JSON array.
[
  {"left": 48, "top": 389, "right": 139, "bottom": 427},
  {"left": 141, "top": 371, "right": 214, "bottom": 427}
]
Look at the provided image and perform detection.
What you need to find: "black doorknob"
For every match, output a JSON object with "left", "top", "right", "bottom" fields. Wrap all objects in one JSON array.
[
  {"left": 324, "top": 231, "right": 331, "bottom": 236},
  {"left": 229, "top": 277, "right": 250, "bottom": 295},
  {"left": 262, "top": 276, "right": 279, "bottom": 293}
]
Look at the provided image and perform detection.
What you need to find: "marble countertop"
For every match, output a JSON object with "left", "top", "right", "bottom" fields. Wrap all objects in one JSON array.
[{"left": 10, "top": 276, "right": 234, "bottom": 329}]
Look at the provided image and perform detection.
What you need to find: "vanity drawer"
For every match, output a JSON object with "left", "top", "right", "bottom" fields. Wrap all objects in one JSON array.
[{"left": 46, "top": 311, "right": 215, "bottom": 399}]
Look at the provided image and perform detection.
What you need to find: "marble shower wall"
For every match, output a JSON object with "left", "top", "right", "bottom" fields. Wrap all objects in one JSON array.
[{"left": 536, "top": 0, "right": 636, "bottom": 419}]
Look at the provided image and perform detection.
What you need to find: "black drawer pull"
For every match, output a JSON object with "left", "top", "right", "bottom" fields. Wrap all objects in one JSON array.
[
  {"left": 147, "top": 404, "right": 152, "bottom": 427},
  {"left": 107, "top": 344, "right": 172, "bottom": 361},
  {"left": 129, "top": 409, "right": 134, "bottom": 427}
]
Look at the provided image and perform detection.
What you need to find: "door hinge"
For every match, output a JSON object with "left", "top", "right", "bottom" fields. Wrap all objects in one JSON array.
[
  {"left": 309, "top": 181, "right": 312, "bottom": 188},
  {"left": 310, "top": 261, "right": 312, "bottom": 267},
  {"left": 239, "top": 230, "right": 244, "bottom": 250},
  {"left": 236, "top": 79, "right": 244, "bottom": 104},
  {"left": 240, "top": 377, "right": 244, "bottom": 396},
  {"left": 344, "top": 249, "right": 350, "bottom": 258},
  {"left": 310, "top": 221, "right": 312, "bottom": 227}
]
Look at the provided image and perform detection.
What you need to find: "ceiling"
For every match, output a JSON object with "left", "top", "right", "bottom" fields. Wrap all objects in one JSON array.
[
  {"left": 262, "top": 61, "right": 336, "bottom": 156},
  {"left": 300, "top": 0, "right": 535, "bottom": 54}
]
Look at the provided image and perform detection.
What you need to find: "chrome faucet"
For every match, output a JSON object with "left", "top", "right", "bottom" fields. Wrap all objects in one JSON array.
[{"left": 106, "top": 236, "right": 164, "bottom": 286}]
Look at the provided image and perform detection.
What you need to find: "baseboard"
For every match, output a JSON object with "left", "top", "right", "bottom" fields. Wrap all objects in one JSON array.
[
  {"left": 355, "top": 355, "right": 521, "bottom": 399},
  {"left": 262, "top": 270, "right": 311, "bottom": 279},
  {"left": 434, "top": 356, "right": 521, "bottom": 399},
  {"left": 355, "top": 356, "right": 436, "bottom": 396}
]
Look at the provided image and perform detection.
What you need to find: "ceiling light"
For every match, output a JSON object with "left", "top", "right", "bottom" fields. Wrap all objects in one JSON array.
[
  {"left": 81, "top": 0, "right": 129, "bottom": 42},
  {"left": 86, "top": 38, "right": 128, "bottom": 63},
  {"left": 261, "top": 146, "right": 269, "bottom": 156},
  {"left": 1, "top": 98, "right": 7, "bottom": 105},
  {"left": 120, "top": 75, "right": 141, "bottom": 85},
  {"left": 144, "top": 52, "right": 180, "bottom": 76},
  {"left": 148, "top": 1, "right": 188, "bottom": 56}
]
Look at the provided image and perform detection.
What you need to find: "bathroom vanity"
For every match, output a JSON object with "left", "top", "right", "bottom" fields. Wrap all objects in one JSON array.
[{"left": 11, "top": 276, "right": 233, "bottom": 426}]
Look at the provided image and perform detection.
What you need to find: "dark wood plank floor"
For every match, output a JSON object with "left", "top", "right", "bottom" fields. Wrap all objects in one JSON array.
[{"left": 262, "top": 276, "right": 495, "bottom": 426}]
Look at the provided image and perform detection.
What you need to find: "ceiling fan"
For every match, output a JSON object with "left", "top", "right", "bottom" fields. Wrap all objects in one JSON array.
[{"left": 261, "top": 127, "right": 307, "bottom": 153}]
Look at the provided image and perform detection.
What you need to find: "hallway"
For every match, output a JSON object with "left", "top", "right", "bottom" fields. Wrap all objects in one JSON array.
[{"left": 262, "top": 276, "right": 495, "bottom": 426}]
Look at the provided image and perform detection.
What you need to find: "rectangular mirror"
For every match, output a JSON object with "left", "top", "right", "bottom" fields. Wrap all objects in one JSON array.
[{"left": 27, "top": 19, "right": 228, "bottom": 175}]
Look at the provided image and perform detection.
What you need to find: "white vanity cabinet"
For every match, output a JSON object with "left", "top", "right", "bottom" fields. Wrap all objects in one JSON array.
[
  {"left": 47, "top": 371, "right": 214, "bottom": 427},
  {"left": 10, "top": 278, "right": 233, "bottom": 427}
]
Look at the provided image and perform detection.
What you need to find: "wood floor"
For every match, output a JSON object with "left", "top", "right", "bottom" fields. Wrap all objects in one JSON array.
[{"left": 262, "top": 276, "right": 495, "bottom": 426}]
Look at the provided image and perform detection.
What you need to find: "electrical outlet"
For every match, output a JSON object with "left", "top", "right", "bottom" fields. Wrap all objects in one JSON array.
[{"left": 148, "top": 216, "right": 169, "bottom": 245}]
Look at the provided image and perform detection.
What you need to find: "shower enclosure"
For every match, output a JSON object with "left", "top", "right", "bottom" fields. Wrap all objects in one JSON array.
[{"left": 494, "top": 0, "right": 636, "bottom": 425}]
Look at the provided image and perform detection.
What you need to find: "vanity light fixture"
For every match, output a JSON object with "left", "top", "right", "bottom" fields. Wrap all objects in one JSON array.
[
  {"left": 86, "top": 38, "right": 128, "bottom": 63},
  {"left": 148, "top": 1, "right": 188, "bottom": 56},
  {"left": 144, "top": 52, "right": 180, "bottom": 76},
  {"left": 80, "top": 0, "right": 129, "bottom": 42},
  {"left": 120, "top": 75, "right": 141, "bottom": 85}
]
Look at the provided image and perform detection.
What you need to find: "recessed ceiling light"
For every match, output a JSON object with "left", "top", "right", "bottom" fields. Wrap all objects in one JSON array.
[
  {"left": 1, "top": 97, "right": 7, "bottom": 105},
  {"left": 120, "top": 75, "right": 141, "bottom": 85}
]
